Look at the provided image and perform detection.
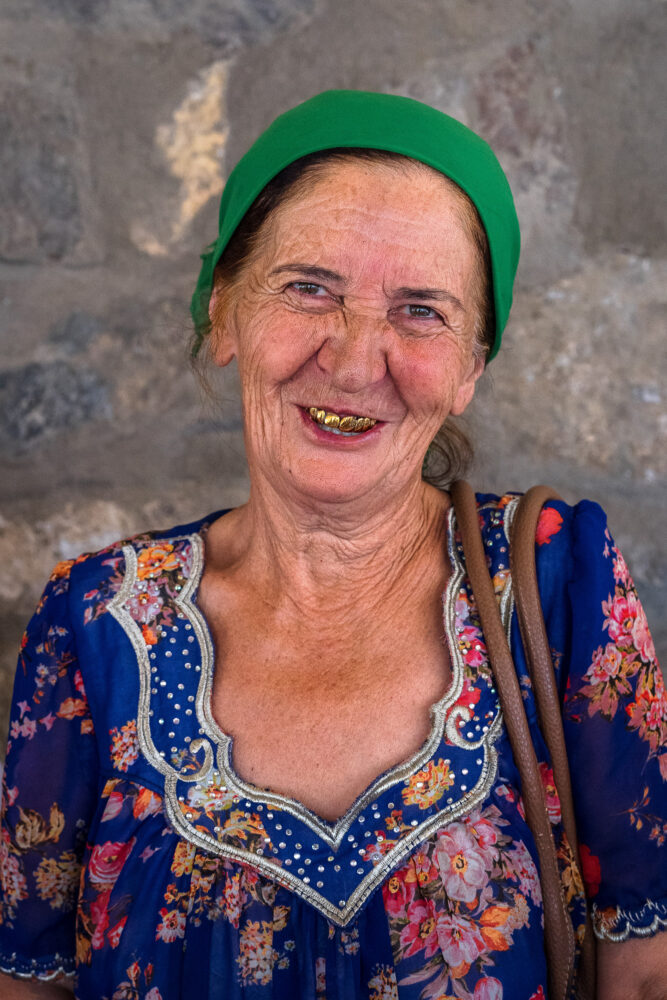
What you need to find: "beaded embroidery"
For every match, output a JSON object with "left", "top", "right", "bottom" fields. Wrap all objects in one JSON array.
[
  {"left": 592, "top": 898, "right": 667, "bottom": 942},
  {"left": 0, "top": 954, "right": 73, "bottom": 982},
  {"left": 107, "top": 504, "right": 513, "bottom": 926}
]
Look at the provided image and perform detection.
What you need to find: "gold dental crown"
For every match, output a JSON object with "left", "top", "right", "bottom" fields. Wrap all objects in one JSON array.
[{"left": 308, "top": 407, "right": 376, "bottom": 433}]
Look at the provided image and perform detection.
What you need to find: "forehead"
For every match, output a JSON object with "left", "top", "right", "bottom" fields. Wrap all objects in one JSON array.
[{"left": 259, "top": 158, "right": 478, "bottom": 280}]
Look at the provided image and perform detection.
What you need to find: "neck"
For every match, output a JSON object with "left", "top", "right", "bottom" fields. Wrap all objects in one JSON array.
[{"left": 214, "top": 476, "right": 450, "bottom": 620}]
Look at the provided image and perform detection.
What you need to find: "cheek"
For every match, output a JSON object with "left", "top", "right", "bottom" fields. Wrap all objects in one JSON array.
[
  {"left": 392, "top": 340, "right": 471, "bottom": 418},
  {"left": 235, "top": 306, "right": 324, "bottom": 387}
]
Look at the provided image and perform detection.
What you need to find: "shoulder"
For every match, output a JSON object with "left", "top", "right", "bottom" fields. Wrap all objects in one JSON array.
[
  {"left": 56, "top": 511, "right": 225, "bottom": 615},
  {"left": 69, "top": 509, "right": 224, "bottom": 571},
  {"left": 24, "top": 512, "right": 226, "bottom": 648},
  {"left": 17, "top": 511, "right": 227, "bottom": 764},
  {"left": 474, "top": 488, "right": 607, "bottom": 524},
  {"left": 20, "top": 510, "right": 220, "bottom": 642},
  {"left": 470, "top": 490, "right": 616, "bottom": 627},
  {"left": 473, "top": 489, "right": 610, "bottom": 556}
]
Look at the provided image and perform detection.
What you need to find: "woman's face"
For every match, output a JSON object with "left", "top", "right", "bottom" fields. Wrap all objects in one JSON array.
[{"left": 213, "top": 159, "right": 485, "bottom": 508}]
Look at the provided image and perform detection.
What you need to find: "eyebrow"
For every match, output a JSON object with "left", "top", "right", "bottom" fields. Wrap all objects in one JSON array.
[
  {"left": 269, "top": 263, "right": 346, "bottom": 284},
  {"left": 394, "top": 287, "right": 466, "bottom": 312}
]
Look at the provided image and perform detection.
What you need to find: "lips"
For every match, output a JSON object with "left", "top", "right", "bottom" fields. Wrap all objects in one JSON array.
[{"left": 307, "top": 406, "right": 377, "bottom": 434}]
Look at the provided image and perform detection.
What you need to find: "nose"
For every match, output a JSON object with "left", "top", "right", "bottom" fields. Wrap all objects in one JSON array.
[{"left": 315, "top": 308, "right": 388, "bottom": 392}]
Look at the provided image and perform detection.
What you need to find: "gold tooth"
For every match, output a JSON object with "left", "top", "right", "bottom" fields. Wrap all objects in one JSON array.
[{"left": 308, "top": 407, "right": 376, "bottom": 430}]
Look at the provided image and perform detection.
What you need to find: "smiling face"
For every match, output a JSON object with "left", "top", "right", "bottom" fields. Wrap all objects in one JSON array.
[{"left": 211, "top": 158, "right": 486, "bottom": 509}]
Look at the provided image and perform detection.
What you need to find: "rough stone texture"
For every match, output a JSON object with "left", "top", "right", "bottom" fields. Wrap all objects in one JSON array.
[
  {"left": 473, "top": 253, "right": 667, "bottom": 484},
  {"left": 0, "top": 361, "right": 111, "bottom": 450},
  {"left": 0, "top": 87, "right": 81, "bottom": 263},
  {"left": 1, "top": 0, "right": 665, "bottom": 751},
  {"left": 1, "top": 0, "right": 317, "bottom": 52},
  {"left": 129, "top": 60, "right": 231, "bottom": 257},
  {"left": 48, "top": 310, "right": 103, "bottom": 353}
]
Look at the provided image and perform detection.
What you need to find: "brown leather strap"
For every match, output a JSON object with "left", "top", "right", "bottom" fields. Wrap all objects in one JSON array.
[
  {"left": 450, "top": 481, "right": 575, "bottom": 1000},
  {"left": 510, "top": 488, "right": 575, "bottom": 844},
  {"left": 510, "top": 486, "right": 596, "bottom": 997}
]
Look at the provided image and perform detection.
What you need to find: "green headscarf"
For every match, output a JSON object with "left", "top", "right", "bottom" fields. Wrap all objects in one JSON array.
[{"left": 191, "top": 89, "right": 520, "bottom": 361}]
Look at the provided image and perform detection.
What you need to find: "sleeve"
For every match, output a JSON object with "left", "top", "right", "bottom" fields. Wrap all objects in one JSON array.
[
  {"left": 534, "top": 499, "right": 667, "bottom": 942},
  {"left": 0, "top": 561, "right": 98, "bottom": 979}
]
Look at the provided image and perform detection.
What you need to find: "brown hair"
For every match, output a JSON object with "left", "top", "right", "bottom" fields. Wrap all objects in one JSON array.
[{"left": 194, "top": 148, "right": 495, "bottom": 489}]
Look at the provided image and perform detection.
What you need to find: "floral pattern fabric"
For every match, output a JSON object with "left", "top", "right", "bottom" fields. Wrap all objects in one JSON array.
[{"left": 0, "top": 495, "right": 665, "bottom": 999}]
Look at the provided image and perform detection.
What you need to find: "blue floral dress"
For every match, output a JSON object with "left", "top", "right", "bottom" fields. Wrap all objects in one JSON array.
[{"left": 1, "top": 494, "right": 665, "bottom": 1000}]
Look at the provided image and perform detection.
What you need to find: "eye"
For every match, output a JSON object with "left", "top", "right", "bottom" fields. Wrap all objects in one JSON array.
[
  {"left": 401, "top": 304, "right": 441, "bottom": 320},
  {"left": 289, "top": 281, "right": 328, "bottom": 297},
  {"left": 390, "top": 302, "right": 449, "bottom": 337}
]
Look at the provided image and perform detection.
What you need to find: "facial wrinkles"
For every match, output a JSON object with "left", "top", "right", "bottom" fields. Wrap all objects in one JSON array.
[
  {"left": 219, "top": 161, "right": 482, "bottom": 515},
  {"left": 219, "top": 160, "right": 481, "bottom": 344},
  {"left": 267, "top": 194, "right": 476, "bottom": 315},
  {"left": 242, "top": 313, "right": 453, "bottom": 470},
  {"left": 256, "top": 202, "right": 474, "bottom": 409}
]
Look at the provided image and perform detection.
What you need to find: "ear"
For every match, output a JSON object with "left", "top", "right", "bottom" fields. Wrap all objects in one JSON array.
[
  {"left": 208, "top": 284, "right": 237, "bottom": 368},
  {"left": 450, "top": 353, "right": 485, "bottom": 416}
]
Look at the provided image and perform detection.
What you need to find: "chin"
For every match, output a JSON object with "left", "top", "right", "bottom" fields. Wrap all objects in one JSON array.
[{"left": 285, "top": 459, "right": 390, "bottom": 507}]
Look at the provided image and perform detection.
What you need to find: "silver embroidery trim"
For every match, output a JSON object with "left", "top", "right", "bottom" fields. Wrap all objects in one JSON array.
[
  {"left": 109, "top": 507, "right": 507, "bottom": 926},
  {"left": 177, "top": 522, "right": 486, "bottom": 850},
  {"left": 592, "top": 899, "right": 667, "bottom": 942},
  {"left": 164, "top": 710, "right": 503, "bottom": 927},
  {"left": 108, "top": 544, "right": 212, "bottom": 785},
  {"left": 446, "top": 501, "right": 511, "bottom": 752},
  {"left": 0, "top": 961, "right": 74, "bottom": 982},
  {"left": 500, "top": 497, "right": 520, "bottom": 644}
]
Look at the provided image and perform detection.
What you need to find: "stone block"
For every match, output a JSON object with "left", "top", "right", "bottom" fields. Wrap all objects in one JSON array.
[
  {"left": 471, "top": 40, "right": 581, "bottom": 288},
  {"left": 556, "top": 4, "right": 667, "bottom": 255},
  {"left": 472, "top": 253, "right": 666, "bottom": 483},
  {"left": 1, "top": 0, "right": 317, "bottom": 50},
  {"left": 128, "top": 61, "right": 231, "bottom": 259},
  {"left": 0, "top": 86, "right": 82, "bottom": 263},
  {"left": 48, "top": 311, "right": 103, "bottom": 353},
  {"left": 0, "top": 52, "right": 104, "bottom": 266},
  {"left": 0, "top": 361, "right": 111, "bottom": 450}
]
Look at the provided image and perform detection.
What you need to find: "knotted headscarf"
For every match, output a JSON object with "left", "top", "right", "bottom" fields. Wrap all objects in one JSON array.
[{"left": 191, "top": 89, "right": 520, "bottom": 361}]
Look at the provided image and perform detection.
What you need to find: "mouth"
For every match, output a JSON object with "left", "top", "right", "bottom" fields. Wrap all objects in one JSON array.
[{"left": 305, "top": 406, "right": 378, "bottom": 436}]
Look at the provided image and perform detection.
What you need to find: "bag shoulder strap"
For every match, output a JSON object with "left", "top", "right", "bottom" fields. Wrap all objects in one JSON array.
[
  {"left": 449, "top": 480, "right": 575, "bottom": 1000},
  {"left": 509, "top": 487, "right": 576, "bottom": 850},
  {"left": 510, "top": 486, "right": 596, "bottom": 996}
]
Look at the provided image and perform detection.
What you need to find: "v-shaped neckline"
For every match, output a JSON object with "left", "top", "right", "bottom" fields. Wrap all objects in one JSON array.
[
  {"left": 192, "top": 508, "right": 465, "bottom": 833},
  {"left": 107, "top": 500, "right": 515, "bottom": 924}
]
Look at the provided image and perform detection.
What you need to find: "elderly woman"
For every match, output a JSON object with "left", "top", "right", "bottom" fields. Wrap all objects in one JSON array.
[{"left": 0, "top": 91, "right": 665, "bottom": 1000}]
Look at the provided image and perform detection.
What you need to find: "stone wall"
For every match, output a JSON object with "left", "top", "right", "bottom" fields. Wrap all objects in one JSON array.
[{"left": 1, "top": 0, "right": 665, "bottom": 750}]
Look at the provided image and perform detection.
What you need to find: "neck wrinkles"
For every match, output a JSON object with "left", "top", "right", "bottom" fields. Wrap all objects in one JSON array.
[{"left": 213, "top": 477, "right": 450, "bottom": 619}]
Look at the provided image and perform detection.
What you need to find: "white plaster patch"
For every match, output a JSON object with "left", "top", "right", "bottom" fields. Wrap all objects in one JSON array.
[{"left": 131, "top": 61, "right": 229, "bottom": 256}]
